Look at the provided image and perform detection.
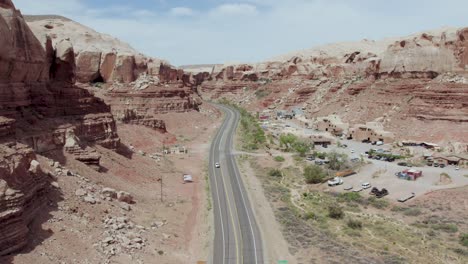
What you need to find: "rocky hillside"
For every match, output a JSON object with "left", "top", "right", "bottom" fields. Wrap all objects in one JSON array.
[
  {"left": 200, "top": 27, "right": 468, "bottom": 146},
  {"left": 0, "top": 0, "right": 121, "bottom": 255}
]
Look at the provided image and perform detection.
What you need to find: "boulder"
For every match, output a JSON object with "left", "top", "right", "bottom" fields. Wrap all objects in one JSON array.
[
  {"left": 101, "top": 187, "right": 117, "bottom": 198},
  {"left": 117, "top": 191, "right": 133, "bottom": 204}
]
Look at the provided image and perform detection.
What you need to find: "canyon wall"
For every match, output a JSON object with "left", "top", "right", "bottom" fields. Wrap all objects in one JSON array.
[
  {"left": 26, "top": 15, "right": 206, "bottom": 131},
  {"left": 0, "top": 1, "right": 121, "bottom": 255}
]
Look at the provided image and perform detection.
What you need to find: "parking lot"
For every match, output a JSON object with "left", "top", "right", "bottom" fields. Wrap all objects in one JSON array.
[{"left": 316, "top": 139, "right": 468, "bottom": 200}]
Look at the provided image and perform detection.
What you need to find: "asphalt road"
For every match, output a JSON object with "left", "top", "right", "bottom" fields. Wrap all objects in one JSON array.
[{"left": 209, "top": 105, "right": 264, "bottom": 264}]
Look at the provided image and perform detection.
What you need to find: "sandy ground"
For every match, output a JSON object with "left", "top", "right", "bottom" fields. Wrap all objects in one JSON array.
[{"left": 1, "top": 105, "right": 221, "bottom": 264}]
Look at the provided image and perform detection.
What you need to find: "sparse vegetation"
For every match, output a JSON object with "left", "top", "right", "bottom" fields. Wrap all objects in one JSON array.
[
  {"left": 460, "top": 234, "right": 468, "bottom": 247},
  {"left": 431, "top": 223, "right": 458, "bottom": 233},
  {"left": 268, "top": 169, "right": 282, "bottom": 178},
  {"left": 220, "top": 100, "right": 266, "bottom": 150},
  {"left": 367, "top": 197, "right": 389, "bottom": 209},
  {"left": 303, "top": 165, "right": 326, "bottom": 184},
  {"left": 347, "top": 218, "right": 363, "bottom": 229},
  {"left": 254, "top": 89, "right": 271, "bottom": 99},
  {"left": 338, "top": 192, "right": 363, "bottom": 203},
  {"left": 274, "top": 156, "right": 285, "bottom": 162},
  {"left": 328, "top": 204, "right": 345, "bottom": 219}
]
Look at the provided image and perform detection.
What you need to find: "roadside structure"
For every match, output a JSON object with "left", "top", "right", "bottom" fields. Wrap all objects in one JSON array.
[
  {"left": 314, "top": 115, "right": 349, "bottom": 136},
  {"left": 433, "top": 154, "right": 468, "bottom": 168},
  {"left": 348, "top": 122, "right": 395, "bottom": 143}
]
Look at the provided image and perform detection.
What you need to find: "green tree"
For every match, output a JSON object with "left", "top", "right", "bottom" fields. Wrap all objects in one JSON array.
[
  {"left": 279, "top": 133, "right": 298, "bottom": 151},
  {"left": 304, "top": 165, "right": 326, "bottom": 184},
  {"left": 293, "top": 140, "right": 310, "bottom": 157},
  {"left": 327, "top": 151, "right": 347, "bottom": 170}
]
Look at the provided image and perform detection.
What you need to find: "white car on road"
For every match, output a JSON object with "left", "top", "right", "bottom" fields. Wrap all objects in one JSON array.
[{"left": 215, "top": 162, "right": 220, "bottom": 168}]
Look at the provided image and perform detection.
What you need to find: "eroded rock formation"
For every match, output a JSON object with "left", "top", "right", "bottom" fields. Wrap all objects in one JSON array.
[{"left": 0, "top": 1, "right": 120, "bottom": 255}]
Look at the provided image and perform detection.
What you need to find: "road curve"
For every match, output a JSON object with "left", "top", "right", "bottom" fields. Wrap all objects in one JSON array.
[{"left": 209, "top": 105, "right": 264, "bottom": 264}]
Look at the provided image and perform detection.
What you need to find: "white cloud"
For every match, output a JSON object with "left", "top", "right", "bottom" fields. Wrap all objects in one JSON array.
[
  {"left": 211, "top": 3, "right": 258, "bottom": 16},
  {"left": 170, "top": 7, "right": 194, "bottom": 16}
]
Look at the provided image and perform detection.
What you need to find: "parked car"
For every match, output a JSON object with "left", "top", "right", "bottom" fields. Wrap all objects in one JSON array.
[
  {"left": 328, "top": 177, "right": 344, "bottom": 186},
  {"left": 456, "top": 167, "right": 460, "bottom": 170},
  {"left": 215, "top": 162, "right": 220, "bottom": 168},
  {"left": 369, "top": 187, "right": 379, "bottom": 195},
  {"left": 376, "top": 188, "right": 389, "bottom": 198},
  {"left": 351, "top": 158, "right": 360, "bottom": 162},
  {"left": 362, "top": 182, "right": 371, "bottom": 189},
  {"left": 439, "top": 164, "right": 446, "bottom": 168},
  {"left": 376, "top": 141, "right": 384, "bottom": 146},
  {"left": 362, "top": 139, "right": 371, "bottom": 143},
  {"left": 306, "top": 156, "right": 315, "bottom": 161},
  {"left": 341, "top": 144, "right": 348, "bottom": 148},
  {"left": 315, "top": 160, "right": 323, "bottom": 165},
  {"left": 371, "top": 141, "right": 377, "bottom": 145},
  {"left": 433, "top": 163, "right": 439, "bottom": 167},
  {"left": 397, "top": 162, "right": 408, "bottom": 167},
  {"left": 350, "top": 150, "right": 355, "bottom": 153}
]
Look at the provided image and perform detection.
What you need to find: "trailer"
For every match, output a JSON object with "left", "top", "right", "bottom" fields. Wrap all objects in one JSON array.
[{"left": 397, "top": 192, "right": 415, "bottom": 203}]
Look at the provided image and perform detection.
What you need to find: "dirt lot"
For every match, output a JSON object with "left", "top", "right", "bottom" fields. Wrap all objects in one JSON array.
[
  {"left": 0, "top": 105, "right": 222, "bottom": 264},
  {"left": 245, "top": 151, "right": 468, "bottom": 264}
]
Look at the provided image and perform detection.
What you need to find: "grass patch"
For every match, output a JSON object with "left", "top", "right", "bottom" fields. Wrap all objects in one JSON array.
[
  {"left": 268, "top": 169, "right": 282, "bottom": 178},
  {"left": 274, "top": 156, "right": 285, "bottom": 162},
  {"left": 460, "top": 234, "right": 468, "bottom": 247},
  {"left": 347, "top": 218, "right": 363, "bottom": 229},
  {"left": 328, "top": 204, "right": 345, "bottom": 219},
  {"left": 367, "top": 197, "right": 389, "bottom": 209},
  {"left": 219, "top": 99, "right": 266, "bottom": 150},
  {"left": 338, "top": 192, "right": 363, "bottom": 203},
  {"left": 431, "top": 223, "right": 458, "bottom": 233}
]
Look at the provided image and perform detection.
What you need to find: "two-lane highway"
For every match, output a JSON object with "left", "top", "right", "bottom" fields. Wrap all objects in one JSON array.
[{"left": 209, "top": 105, "right": 264, "bottom": 264}]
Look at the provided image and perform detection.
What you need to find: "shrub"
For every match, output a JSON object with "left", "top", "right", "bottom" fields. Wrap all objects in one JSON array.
[
  {"left": 304, "top": 212, "right": 315, "bottom": 220},
  {"left": 460, "top": 234, "right": 468, "bottom": 247},
  {"left": 304, "top": 165, "right": 326, "bottom": 184},
  {"left": 338, "top": 192, "right": 363, "bottom": 203},
  {"left": 268, "top": 169, "right": 282, "bottom": 178},
  {"left": 293, "top": 141, "right": 310, "bottom": 157},
  {"left": 328, "top": 204, "right": 344, "bottom": 219},
  {"left": 274, "top": 156, "right": 285, "bottom": 162},
  {"left": 347, "top": 218, "right": 363, "bottom": 229},
  {"left": 432, "top": 223, "right": 458, "bottom": 233},
  {"left": 403, "top": 208, "right": 422, "bottom": 216},
  {"left": 367, "top": 197, "right": 389, "bottom": 209}
]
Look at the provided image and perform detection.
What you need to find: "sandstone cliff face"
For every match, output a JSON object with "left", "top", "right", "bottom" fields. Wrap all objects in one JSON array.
[
  {"left": 25, "top": 15, "right": 204, "bottom": 86},
  {"left": 0, "top": 2, "right": 120, "bottom": 255}
]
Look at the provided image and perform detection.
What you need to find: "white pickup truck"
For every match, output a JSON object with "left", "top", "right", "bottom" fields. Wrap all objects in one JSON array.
[{"left": 328, "top": 177, "right": 344, "bottom": 186}]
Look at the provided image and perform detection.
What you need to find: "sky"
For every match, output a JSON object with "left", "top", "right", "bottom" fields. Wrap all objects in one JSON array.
[{"left": 13, "top": 0, "right": 468, "bottom": 66}]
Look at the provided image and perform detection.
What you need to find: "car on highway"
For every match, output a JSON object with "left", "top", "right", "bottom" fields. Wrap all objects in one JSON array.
[
  {"left": 215, "top": 162, "right": 220, "bottom": 168},
  {"left": 327, "top": 177, "right": 344, "bottom": 186}
]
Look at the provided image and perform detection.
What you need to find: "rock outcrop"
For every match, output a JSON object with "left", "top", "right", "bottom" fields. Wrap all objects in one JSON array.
[
  {"left": 198, "top": 27, "right": 468, "bottom": 144},
  {"left": 0, "top": 143, "right": 48, "bottom": 256},
  {"left": 0, "top": 1, "right": 121, "bottom": 255},
  {"left": 25, "top": 15, "right": 205, "bottom": 87}
]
